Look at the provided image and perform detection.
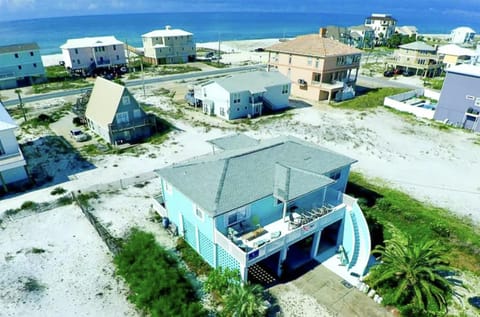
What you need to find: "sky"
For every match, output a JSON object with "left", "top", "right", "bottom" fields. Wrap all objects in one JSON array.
[{"left": 1, "top": 0, "right": 480, "bottom": 22}]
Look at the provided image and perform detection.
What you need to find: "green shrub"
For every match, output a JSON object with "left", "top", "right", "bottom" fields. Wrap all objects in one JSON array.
[
  {"left": 176, "top": 238, "right": 212, "bottom": 276},
  {"left": 22, "top": 277, "right": 45, "bottom": 292},
  {"left": 51, "top": 187, "right": 67, "bottom": 195},
  {"left": 115, "top": 229, "right": 206, "bottom": 317},
  {"left": 21, "top": 201, "right": 38, "bottom": 210}
]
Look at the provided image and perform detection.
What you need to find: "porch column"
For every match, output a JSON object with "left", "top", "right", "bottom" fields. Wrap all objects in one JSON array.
[
  {"left": 282, "top": 200, "right": 288, "bottom": 222},
  {"left": 178, "top": 214, "right": 184, "bottom": 236},
  {"left": 278, "top": 246, "right": 288, "bottom": 277},
  {"left": 0, "top": 171, "right": 8, "bottom": 193},
  {"left": 213, "top": 244, "right": 217, "bottom": 267},
  {"left": 195, "top": 225, "right": 200, "bottom": 252},
  {"left": 240, "top": 264, "right": 248, "bottom": 281},
  {"left": 311, "top": 230, "right": 322, "bottom": 259}
]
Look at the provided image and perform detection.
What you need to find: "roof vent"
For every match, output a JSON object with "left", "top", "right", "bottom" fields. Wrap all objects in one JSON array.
[{"left": 165, "top": 25, "right": 171, "bottom": 30}]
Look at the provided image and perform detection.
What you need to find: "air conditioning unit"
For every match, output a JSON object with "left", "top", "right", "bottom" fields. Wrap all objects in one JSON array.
[{"left": 297, "top": 79, "right": 307, "bottom": 86}]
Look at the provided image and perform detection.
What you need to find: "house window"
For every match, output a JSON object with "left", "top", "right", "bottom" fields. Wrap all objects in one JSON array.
[
  {"left": 77, "top": 59, "right": 80, "bottom": 64},
  {"left": 14, "top": 53, "right": 19, "bottom": 58},
  {"left": 307, "top": 57, "right": 312, "bottom": 66},
  {"left": 232, "top": 93, "right": 240, "bottom": 103},
  {"left": 30, "top": 51, "right": 34, "bottom": 56},
  {"left": 113, "top": 45, "right": 116, "bottom": 50},
  {"left": 116, "top": 55, "right": 119, "bottom": 60},
  {"left": 133, "top": 109, "right": 142, "bottom": 119},
  {"left": 329, "top": 171, "right": 341, "bottom": 181},
  {"left": 33, "top": 63, "right": 37, "bottom": 68},
  {"left": 0, "top": 140, "right": 5, "bottom": 155},
  {"left": 75, "top": 49, "right": 78, "bottom": 54},
  {"left": 288, "top": 55, "right": 292, "bottom": 64},
  {"left": 313, "top": 73, "right": 321, "bottom": 82},
  {"left": 122, "top": 96, "right": 131, "bottom": 105},
  {"left": 219, "top": 107, "right": 225, "bottom": 116},
  {"left": 315, "top": 58, "right": 319, "bottom": 68},
  {"left": 466, "top": 95, "right": 475, "bottom": 101},
  {"left": 282, "top": 84, "right": 289, "bottom": 94},
  {"left": 18, "top": 65, "right": 22, "bottom": 70},
  {"left": 115, "top": 111, "right": 129, "bottom": 124},
  {"left": 195, "top": 205, "right": 204, "bottom": 221},
  {"left": 225, "top": 206, "right": 249, "bottom": 226}
]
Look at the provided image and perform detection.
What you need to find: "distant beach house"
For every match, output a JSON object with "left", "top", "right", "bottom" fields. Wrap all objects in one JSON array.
[
  {"left": 85, "top": 77, "right": 156, "bottom": 145},
  {"left": 60, "top": 36, "right": 126, "bottom": 76},
  {"left": 438, "top": 44, "right": 476, "bottom": 69},
  {"left": 349, "top": 25, "right": 375, "bottom": 49},
  {"left": 434, "top": 64, "right": 480, "bottom": 132},
  {"left": 142, "top": 26, "right": 196, "bottom": 65},
  {"left": 192, "top": 70, "right": 291, "bottom": 120},
  {"left": 266, "top": 29, "right": 362, "bottom": 102},
  {"left": 364, "top": 13, "right": 397, "bottom": 45},
  {"left": 450, "top": 27, "right": 476, "bottom": 45},
  {"left": 390, "top": 41, "right": 442, "bottom": 77},
  {"left": 0, "top": 101, "right": 28, "bottom": 192},
  {"left": 395, "top": 25, "right": 418, "bottom": 37},
  {"left": 0, "top": 43, "right": 46, "bottom": 90},
  {"left": 155, "top": 134, "right": 371, "bottom": 282}
]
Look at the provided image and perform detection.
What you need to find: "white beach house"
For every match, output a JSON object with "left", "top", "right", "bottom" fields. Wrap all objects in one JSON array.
[
  {"left": 0, "top": 43, "right": 46, "bottom": 90},
  {"left": 60, "top": 36, "right": 126, "bottom": 75},
  {"left": 0, "top": 101, "right": 28, "bottom": 192},
  {"left": 450, "top": 27, "right": 476, "bottom": 44},
  {"left": 193, "top": 71, "right": 291, "bottom": 120},
  {"left": 142, "top": 26, "right": 196, "bottom": 65}
]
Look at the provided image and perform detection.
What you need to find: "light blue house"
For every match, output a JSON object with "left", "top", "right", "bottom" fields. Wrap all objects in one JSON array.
[
  {"left": 0, "top": 43, "right": 46, "bottom": 90},
  {"left": 155, "top": 134, "right": 371, "bottom": 281}
]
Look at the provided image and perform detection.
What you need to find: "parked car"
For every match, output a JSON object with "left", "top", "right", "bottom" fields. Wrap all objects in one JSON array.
[
  {"left": 383, "top": 70, "right": 394, "bottom": 77},
  {"left": 70, "top": 129, "right": 88, "bottom": 142},
  {"left": 403, "top": 70, "right": 415, "bottom": 77}
]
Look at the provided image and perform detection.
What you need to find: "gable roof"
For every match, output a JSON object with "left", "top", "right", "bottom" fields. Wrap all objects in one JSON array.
[
  {"left": 60, "top": 36, "right": 123, "bottom": 49},
  {"left": 399, "top": 41, "right": 436, "bottom": 51},
  {"left": 211, "top": 71, "right": 290, "bottom": 94},
  {"left": 0, "top": 101, "right": 17, "bottom": 131},
  {"left": 156, "top": 135, "right": 356, "bottom": 216},
  {"left": 266, "top": 34, "right": 362, "bottom": 57},
  {"left": 0, "top": 43, "right": 39, "bottom": 54},
  {"left": 85, "top": 77, "right": 127, "bottom": 126},
  {"left": 207, "top": 133, "right": 259, "bottom": 151}
]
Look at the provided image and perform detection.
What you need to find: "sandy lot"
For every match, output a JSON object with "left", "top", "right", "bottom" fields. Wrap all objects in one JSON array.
[{"left": 1, "top": 38, "right": 480, "bottom": 317}]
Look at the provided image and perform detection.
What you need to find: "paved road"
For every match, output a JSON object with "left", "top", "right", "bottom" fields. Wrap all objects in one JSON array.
[{"left": 2, "top": 64, "right": 265, "bottom": 107}]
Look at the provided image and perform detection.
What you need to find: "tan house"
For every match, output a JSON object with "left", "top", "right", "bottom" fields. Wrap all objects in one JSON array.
[
  {"left": 142, "top": 25, "right": 196, "bottom": 65},
  {"left": 390, "top": 41, "right": 442, "bottom": 77},
  {"left": 438, "top": 44, "right": 476, "bottom": 69},
  {"left": 266, "top": 29, "right": 362, "bottom": 102}
]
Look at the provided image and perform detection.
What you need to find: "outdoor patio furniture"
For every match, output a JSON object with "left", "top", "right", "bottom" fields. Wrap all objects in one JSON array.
[{"left": 241, "top": 227, "right": 267, "bottom": 241}]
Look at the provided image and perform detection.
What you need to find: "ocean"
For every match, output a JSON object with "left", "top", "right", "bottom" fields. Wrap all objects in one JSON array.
[{"left": 1, "top": 11, "right": 479, "bottom": 55}]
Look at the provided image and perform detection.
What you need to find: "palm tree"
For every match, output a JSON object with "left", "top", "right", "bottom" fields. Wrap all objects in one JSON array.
[
  {"left": 14, "top": 88, "right": 27, "bottom": 122},
  {"left": 222, "top": 283, "right": 266, "bottom": 317},
  {"left": 368, "top": 235, "right": 454, "bottom": 316}
]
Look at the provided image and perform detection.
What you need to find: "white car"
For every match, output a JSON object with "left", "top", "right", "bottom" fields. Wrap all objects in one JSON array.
[{"left": 70, "top": 129, "right": 88, "bottom": 142}]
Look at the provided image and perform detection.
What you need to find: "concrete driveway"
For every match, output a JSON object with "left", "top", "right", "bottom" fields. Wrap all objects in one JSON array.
[
  {"left": 50, "top": 112, "right": 95, "bottom": 149},
  {"left": 270, "top": 264, "right": 394, "bottom": 317}
]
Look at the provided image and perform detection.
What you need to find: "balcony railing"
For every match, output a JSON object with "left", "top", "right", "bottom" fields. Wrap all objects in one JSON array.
[
  {"left": 109, "top": 115, "right": 156, "bottom": 133},
  {"left": 215, "top": 201, "right": 346, "bottom": 267},
  {"left": 0, "top": 150, "right": 26, "bottom": 171}
]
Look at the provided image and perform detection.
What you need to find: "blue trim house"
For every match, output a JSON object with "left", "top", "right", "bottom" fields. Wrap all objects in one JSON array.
[
  {"left": 155, "top": 134, "right": 371, "bottom": 281},
  {"left": 434, "top": 64, "right": 480, "bottom": 132}
]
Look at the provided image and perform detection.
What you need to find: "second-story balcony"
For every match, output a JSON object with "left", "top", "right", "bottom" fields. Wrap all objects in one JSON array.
[
  {"left": 214, "top": 191, "right": 346, "bottom": 268},
  {"left": 109, "top": 114, "right": 156, "bottom": 133},
  {"left": 0, "top": 150, "right": 26, "bottom": 172}
]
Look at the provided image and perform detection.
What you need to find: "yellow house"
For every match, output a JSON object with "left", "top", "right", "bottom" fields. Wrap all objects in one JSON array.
[
  {"left": 142, "top": 25, "right": 196, "bottom": 65},
  {"left": 266, "top": 29, "right": 362, "bottom": 102},
  {"left": 390, "top": 41, "right": 442, "bottom": 77},
  {"left": 438, "top": 44, "right": 476, "bottom": 69}
]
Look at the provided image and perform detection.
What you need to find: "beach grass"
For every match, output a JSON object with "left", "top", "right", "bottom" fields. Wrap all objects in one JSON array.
[
  {"left": 348, "top": 172, "right": 480, "bottom": 274},
  {"left": 32, "top": 79, "right": 92, "bottom": 94},
  {"left": 331, "top": 87, "right": 409, "bottom": 110}
]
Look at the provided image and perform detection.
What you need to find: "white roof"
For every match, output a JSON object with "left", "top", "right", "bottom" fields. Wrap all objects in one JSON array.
[
  {"left": 0, "top": 101, "right": 17, "bottom": 131},
  {"left": 142, "top": 28, "right": 193, "bottom": 38},
  {"left": 438, "top": 44, "right": 476, "bottom": 56},
  {"left": 60, "top": 36, "right": 123, "bottom": 49},
  {"left": 451, "top": 26, "right": 476, "bottom": 33},
  {"left": 447, "top": 64, "right": 480, "bottom": 77}
]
